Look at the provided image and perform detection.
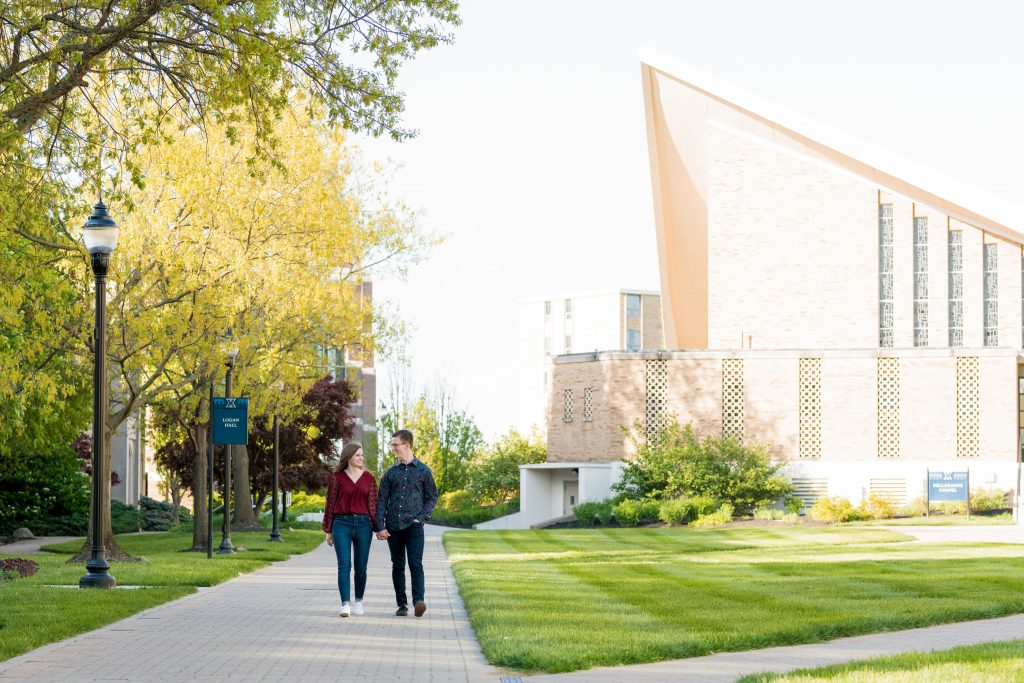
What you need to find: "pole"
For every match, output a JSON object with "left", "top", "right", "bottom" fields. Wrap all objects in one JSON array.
[
  {"left": 207, "top": 380, "right": 214, "bottom": 559},
  {"left": 80, "top": 253, "right": 116, "bottom": 588},
  {"left": 925, "top": 468, "right": 929, "bottom": 518},
  {"left": 269, "top": 414, "right": 282, "bottom": 542},
  {"left": 218, "top": 358, "right": 236, "bottom": 554},
  {"left": 966, "top": 469, "right": 971, "bottom": 520}
]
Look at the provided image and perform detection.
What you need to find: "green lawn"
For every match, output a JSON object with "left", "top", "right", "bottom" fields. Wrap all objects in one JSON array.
[
  {"left": 739, "top": 639, "right": 1024, "bottom": 682},
  {"left": 843, "top": 513, "right": 1013, "bottom": 526},
  {"left": 0, "top": 529, "right": 322, "bottom": 662},
  {"left": 444, "top": 527, "right": 1024, "bottom": 673}
]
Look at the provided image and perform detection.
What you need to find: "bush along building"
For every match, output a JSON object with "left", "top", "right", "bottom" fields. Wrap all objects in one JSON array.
[{"left": 498, "top": 50, "right": 1024, "bottom": 529}]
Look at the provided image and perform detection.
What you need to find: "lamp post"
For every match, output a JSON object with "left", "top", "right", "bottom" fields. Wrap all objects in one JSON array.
[
  {"left": 80, "top": 201, "right": 119, "bottom": 589},
  {"left": 269, "top": 413, "right": 283, "bottom": 542},
  {"left": 218, "top": 336, "right": 239, "bottom": 554}
]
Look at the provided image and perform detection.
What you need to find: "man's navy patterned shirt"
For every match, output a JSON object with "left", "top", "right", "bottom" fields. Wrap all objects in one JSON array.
[{"left": 376, "top": 458, "right": 438, "bottom": 531}]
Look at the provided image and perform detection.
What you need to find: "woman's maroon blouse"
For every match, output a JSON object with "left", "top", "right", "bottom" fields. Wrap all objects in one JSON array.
[{"left": 322, "top": 471, "right": 381, "bottom": 533}]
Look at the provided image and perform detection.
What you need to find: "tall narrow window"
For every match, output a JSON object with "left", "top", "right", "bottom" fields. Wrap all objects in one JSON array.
[
  {"left": 948, "top": 230, "right": 963, "bottom": 347},
  {"left": 626, "top": 329, "right": 641, "bottom": 351},
  {"left": 984, "top": 242, "right": 999, "bottom": 346},
  {"left": 564, "top": 298, "right": 572, "bottom": 353},
  {"left": 626, "top": 294, "right": 641, "bottom": 318},
  {"left": 879, "top": 204, "right": 894, "bottom": 347},
  {"left": 913, "top": 217, "right": 928, "bottom": 346},
  {"left": 563, "top": 388, "right": 574, "bottom": 423}
]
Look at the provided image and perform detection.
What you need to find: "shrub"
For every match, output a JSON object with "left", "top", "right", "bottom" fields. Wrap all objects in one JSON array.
[
  {"left": 781, "top": 512, "right": 801, "bottom": 525},
  {"left": 138, "top": 496, "right": 191, "bottom": 531},
  {"left": 615, "top": 418, "right": 792, "bottom": 514},
  {"left": 860, "top": 494, "right": 896, "bottom": 520},
  {"left": 612, "top": 498, "right": 661, "bottom": 526},
  {"left": 438, "top": 490, "right": 473, "bottom": 513},
  {"left": 288, "top": 491, "right": 327, "bottom": 515},
  {"left": 903, "top": 496, "right": 928, "bottom": 517},
  {"left": 691, "top": 503, "right": 735, "bottom": 529},
  {"left": 0, "top": 558, "right": 39, "bottom": 579},
  {"left": 431, "top": 498, "right": 519, "bottom": 527},
  {"left": 971, "top": 488, "right": 1008, "bottom": 513},
  {"left": 658, "top": 496, "right": 695, "bottom": 526},
  {"left": 0, "top": 447, "right": 90, "bottom": 537},
  {"left": 573, "top": 499, "right": 616, "bottom": 527},
  {"left": 938, "top": 501, "right": 967, "bottom": 516},
  {"left": 784, "top": 497, "right": 804, "bottom": 515},
  {"left": 111, "top": 501, "right": 144, "bottom": 533},
  {"left": 809, "top": 496, "right": 856, "bottom": 524},
  {"left": 754, "top": 507, "right": 784, "bottom": 521}
]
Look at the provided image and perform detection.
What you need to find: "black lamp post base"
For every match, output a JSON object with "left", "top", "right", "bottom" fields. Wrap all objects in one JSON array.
[
  {"left": 80, "top": 566, "right": 116, "bottom": 589},
  {"left": 268, "top": 530, "right": 283, "bottom": 542},
  {"left": 218, "top": 541, "right": 236, "bottom": 554}
]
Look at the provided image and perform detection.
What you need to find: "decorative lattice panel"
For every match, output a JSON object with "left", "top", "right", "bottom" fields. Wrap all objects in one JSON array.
[
  {"left": 798, "top": 358, "right": 822, "bottom": 458},
  {"left": 722, "top": 358, "right": 744, "bottom": 441},
  {"left": 957, "top": 357, "right": 980, "bottom": 457},
  {"left": 563, "top": 388, "right": 574, "bottom": 423},
  {"left": 583, "top": 387, "right": 594, "bottom": 422},
  {"left": 645, "top": 360, "right": 667, "bottom": 442},
  {"left": 877, "top": 357, "right": 900, "bottom": 458}
]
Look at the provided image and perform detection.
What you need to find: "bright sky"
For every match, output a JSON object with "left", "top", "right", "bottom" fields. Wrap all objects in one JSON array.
[{"left": 359, "top": 0, "right": 1024, "bottom": 439}]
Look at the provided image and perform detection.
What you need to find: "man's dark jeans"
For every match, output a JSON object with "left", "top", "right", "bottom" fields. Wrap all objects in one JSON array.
[{"left": 386, "top": 522, "right": 425, "bottom": 607}]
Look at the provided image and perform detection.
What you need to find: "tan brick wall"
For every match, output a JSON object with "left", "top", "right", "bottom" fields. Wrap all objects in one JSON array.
[
  {"left": 641, "top": 294, "right": 664, "bottom": 350},
  {"left": 706, "top": 125, "right": 878, "bottom": 350},
  {"left": 547, "top": 350, "right": 1018, "bottom": 465}
]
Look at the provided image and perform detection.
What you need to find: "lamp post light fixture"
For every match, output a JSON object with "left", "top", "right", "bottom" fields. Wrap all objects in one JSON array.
[
  {"left": 269, "top": 413, "right": 283, "bottom": 542},
  {"left": 80, "top": 201, "right": 119, "bottom": 589},
  {"left": 218, "top": 334, "right": 239, "bottom": 554}
]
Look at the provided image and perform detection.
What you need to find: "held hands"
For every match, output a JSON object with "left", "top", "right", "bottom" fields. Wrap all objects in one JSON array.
[{"left": 376, "top": 530, "right": 390, "bottom": 540}]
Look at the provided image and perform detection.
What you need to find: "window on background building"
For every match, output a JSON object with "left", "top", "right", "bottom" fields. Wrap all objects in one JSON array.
[
  {"left": 544, "top": 300, "right": 551, "bottom": 316},
  {"left": 626, "top": 294, "right": 641, "bottom": 318},
  {"left": 913, "top": 217, "right": 928, "bottom": 346},
  {"left": 564, "top": 298, "right": 572, "bottom": 321},
  {"left": 878, "top": 204, "right": 894, "bottom": 347},
  {"left": 948, "top": 230, "right": 963, "bottom": 347},
  {"left": 626, "top": 328, "right": 641, "bottom": 351},
  {"left": 563, "top": 388, "right": 574, "bottom": 422},
  {"left": 564, "top": 334, "right": 572, "bottom": 353},
  {"left": 584, "top": 387, "right": 594, "bottom": 421},
  {"left": 543, "top": 335, "right": 551, "bottom": 355},
  {"left": 984, "top": 242, "right": 999, "bottom": 346}
]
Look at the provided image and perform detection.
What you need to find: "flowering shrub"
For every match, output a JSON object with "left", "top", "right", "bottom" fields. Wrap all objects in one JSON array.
[{"left": 0, "top": 558, "right": 39, "bottom": 580}]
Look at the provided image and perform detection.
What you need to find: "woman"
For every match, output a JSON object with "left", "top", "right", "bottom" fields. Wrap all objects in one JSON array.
[{"left": 322, "top": 443, "right": 380, "bottom": 617}]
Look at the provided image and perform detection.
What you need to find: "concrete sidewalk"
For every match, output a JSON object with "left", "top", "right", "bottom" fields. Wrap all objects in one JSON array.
[{"left": 0, "top": 525, "right": 503, "bottom": 682}]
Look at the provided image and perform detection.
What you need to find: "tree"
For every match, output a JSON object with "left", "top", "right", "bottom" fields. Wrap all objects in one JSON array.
[
  {"left": 614, "top": 418, "right": 793, "bottom": 515},
  {"left": 379, "top": 379, "right": 483, "bottom": 495},
  {"left": 467, "top": 428, "right": 546, "bottom": 505},
  {"left": 57, "top": 95, "right": 424, "bottom": 560}
]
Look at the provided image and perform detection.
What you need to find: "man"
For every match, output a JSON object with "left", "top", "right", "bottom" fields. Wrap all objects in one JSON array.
[{"left": 376, "top": 429, "right": 438, "bottom": 617}]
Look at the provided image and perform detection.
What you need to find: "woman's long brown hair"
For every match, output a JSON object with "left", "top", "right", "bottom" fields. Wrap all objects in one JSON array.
[{"left": 333, "top": 442, "right": 364, "bottom": 473}]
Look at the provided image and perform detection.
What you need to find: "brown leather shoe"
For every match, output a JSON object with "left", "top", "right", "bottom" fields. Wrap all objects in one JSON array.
[{"left": 414, "top": 600, "right": 426, "bottom": 617}]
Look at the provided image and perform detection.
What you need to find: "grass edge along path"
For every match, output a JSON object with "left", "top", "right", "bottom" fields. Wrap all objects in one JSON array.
[
  {"left": 0, "top": 529, "right": 322, "bottom": 663},
  {"left": 738, "top": 638, "right": 1024, "bottom": 682},
  {"left": 444, "top": 527, "right": 1024, "bottom": 674}
]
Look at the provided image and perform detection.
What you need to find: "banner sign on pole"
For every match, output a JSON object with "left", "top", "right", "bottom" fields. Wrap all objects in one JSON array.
[
  {"left": 212, "top": 397, "right": 249, "bottom": 445},
  {"left": 927, "top": 471, "right": 969, "bottom": 502}
]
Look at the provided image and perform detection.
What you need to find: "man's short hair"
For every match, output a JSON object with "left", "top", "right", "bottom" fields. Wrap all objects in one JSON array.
[{"left": 392, "top": 429, "right": 414, "bottom": 449}]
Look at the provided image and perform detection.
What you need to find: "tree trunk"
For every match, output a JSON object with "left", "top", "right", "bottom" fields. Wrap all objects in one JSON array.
[
  {"left": 70, "top": 429, "right": 135, "bottom": 563},
  {"left": 253, "top": 492, "right": 268, "bottom": 516},
  {"left": 169, "top": 476, "right": 182, "bottom": 525},
  {"left": 231, "top": 444, "right": 260, "bottom": 530},
  {"left": 189, "top": 424, "right": 209, "bottom": 551}
]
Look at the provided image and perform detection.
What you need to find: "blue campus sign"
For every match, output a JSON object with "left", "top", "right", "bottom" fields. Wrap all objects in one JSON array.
[
  {"left": 928, "top": 471, "right": 969, "bottom": 502},
  {"left": 212, "top": 397, "right": 249, "bottom": 445}
]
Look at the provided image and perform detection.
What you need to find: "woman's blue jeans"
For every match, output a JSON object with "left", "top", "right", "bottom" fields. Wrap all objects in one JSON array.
[{"left": 331, "top": 514, "right": 372, "bottom": 604}]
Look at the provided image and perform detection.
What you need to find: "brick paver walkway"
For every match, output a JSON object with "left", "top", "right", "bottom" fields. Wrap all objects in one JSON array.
[{"left": 0, "top": 525, "right": 503, "bottom": 682}]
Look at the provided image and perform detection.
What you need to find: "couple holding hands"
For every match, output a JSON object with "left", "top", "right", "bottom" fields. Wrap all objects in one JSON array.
[{"left": 322, "top": 429, "right": 438, "bottom": 618}]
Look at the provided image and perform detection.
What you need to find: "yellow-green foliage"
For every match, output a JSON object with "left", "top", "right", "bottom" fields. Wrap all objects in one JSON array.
[
  {"left": 288, "top": 491, "right": 326, "bottom": 514},
  {"left": 971, "top": 488, "right": 1008, "bottom": 513},
  {"left": 691, "top": 503, "right": 735, "bottom": 529},
  {"left": 809, "top": 496, "right": 856, "bottom": 524},
  {"left": 860, "top": 494, "right": 896, "bottom": 520},
  {"left": 439, "top": 490, "right": 473, "bottom": 513}
]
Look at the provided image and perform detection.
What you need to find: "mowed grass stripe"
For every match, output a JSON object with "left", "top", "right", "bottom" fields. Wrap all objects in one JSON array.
[{"left": 445, "top": 528, "right": 1024, "bottom": 673}]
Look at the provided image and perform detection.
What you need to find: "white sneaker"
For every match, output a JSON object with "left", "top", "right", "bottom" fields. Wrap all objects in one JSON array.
[
  {"left": 353, "top": 601, "right": 364, "bottom": 616},
  {"left": 340, "top": 603, "right": 351, "bottom": 618}
]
